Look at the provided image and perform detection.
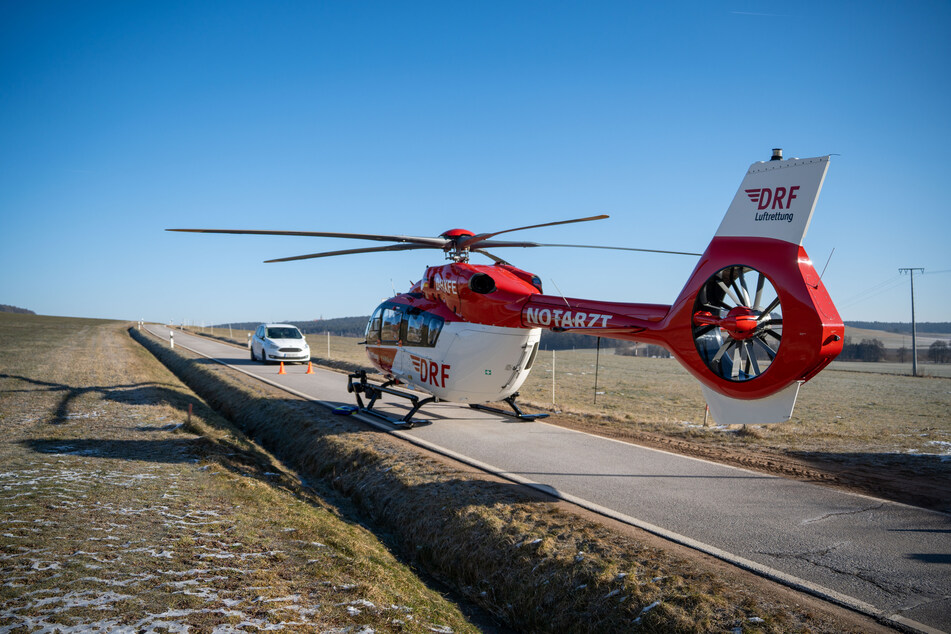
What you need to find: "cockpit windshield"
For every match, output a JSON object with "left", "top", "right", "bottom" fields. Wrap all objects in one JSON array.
[{"left": 365, "top": 304, "right": 443, "bottom": 347}]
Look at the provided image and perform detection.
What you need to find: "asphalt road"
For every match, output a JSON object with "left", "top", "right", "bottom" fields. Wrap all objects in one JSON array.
[{"left": 146, "top": 325, "right": 950, "bottom": 633}]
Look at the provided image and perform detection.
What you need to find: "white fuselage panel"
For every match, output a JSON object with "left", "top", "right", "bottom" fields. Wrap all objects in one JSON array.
[{"left": 376, "top": 323, "right": 541, "bottom": 403}]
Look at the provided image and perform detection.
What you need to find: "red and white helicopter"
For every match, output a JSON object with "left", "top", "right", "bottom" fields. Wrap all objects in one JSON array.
[{"left": 170, "top": 149, "right": 843, "bottom": 426}]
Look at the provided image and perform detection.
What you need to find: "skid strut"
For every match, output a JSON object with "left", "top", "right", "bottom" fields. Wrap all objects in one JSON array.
[
  {"left": 469, "top": 392, "right": 549, "bottom": 421},
  {"left": 347, "top": 371, "right": 434, "bottom": 428}
]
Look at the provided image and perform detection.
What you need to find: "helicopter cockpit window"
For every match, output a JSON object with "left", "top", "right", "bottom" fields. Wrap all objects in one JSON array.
[
  {"left": 365, "top": 308, "right": 383, "bottom": 345},
  {"left": 402, "top": 311, "right": 444, "bottom": 347},
  {"left": 426, "top": 314, "right": 443, "bottom": 346},
  {"left": 369, "top": 305, "right": 443, "bottom": 347},
  {"left": 405, "top": 312, "right": 426, "bottom": 345},
  {"left": 381, "top": 308, "right": 402, "bottom": 344}
]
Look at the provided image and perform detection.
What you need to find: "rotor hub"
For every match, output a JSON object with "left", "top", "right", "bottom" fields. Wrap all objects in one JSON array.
[
  {"left": 694, "top": 306, "right": 760, "bottom": 341},
  {"left": 439, "top": 228, "right": 477, "bottom": 262},
  {"left": 691, "top": 265, "right": 784, "bottom": 382}
]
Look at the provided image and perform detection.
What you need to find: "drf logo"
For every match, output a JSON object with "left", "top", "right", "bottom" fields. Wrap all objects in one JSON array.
[
  {"left": 409, "top": 353, "right": 450, "bottom": 388},
  {"left": 746, "top": 186, "right": 800, "bottom": 210}
]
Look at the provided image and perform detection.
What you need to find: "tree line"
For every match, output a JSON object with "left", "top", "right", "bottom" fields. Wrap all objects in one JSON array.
[
  {"left": 838, "top": 337, "right": 950, "bottom": 364},
  {"left": 839, "top": 337, "right": 887, "bottom": 362},
  {"left": 221, "top": 316, "right": 369, "bottom": 337},
  {"left": 929, "top": 340, "right": 950, "bottom": 363},
  {"left": 845, "top": 321, "right": 951, "bottom": 334}
]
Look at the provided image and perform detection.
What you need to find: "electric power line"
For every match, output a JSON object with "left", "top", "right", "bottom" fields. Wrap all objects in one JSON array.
[{"left": 838, "top": 274, "right": 906, "bottom": 308}]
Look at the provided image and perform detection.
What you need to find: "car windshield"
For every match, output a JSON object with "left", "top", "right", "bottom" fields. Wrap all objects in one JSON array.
[{"left": 267, "top": 327, "right": 302, "bottom": 339}]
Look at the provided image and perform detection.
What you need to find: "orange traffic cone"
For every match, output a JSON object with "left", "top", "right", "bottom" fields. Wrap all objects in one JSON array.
[
  {"left": 305, "top": 361, "right": 314, "bottom": 374},
  {"left": 278, "top": 362, "right": 286, "bottom": 375}
]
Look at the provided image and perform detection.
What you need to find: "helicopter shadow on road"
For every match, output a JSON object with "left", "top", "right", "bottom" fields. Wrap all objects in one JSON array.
[{"left": 181, "top": 351, "right": 547, "bottom": 427}]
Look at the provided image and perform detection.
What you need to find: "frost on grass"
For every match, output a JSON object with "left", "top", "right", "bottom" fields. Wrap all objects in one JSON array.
[{"left": 0, "top": 453, "right": 441, "bottom": 632}]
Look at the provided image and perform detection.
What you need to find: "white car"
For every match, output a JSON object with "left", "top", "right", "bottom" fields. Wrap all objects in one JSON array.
[{"left": 250, "top": 323, "right": 311, "bottom": 364}]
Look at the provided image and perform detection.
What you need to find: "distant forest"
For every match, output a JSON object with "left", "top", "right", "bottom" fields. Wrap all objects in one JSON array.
[
  {"left": 225, "top": 316, "right": 369, "bottom": 337},
  {"left": 845, "top": 321, "right": 951, "bottom": 334},
  {"left": 218, "top": 317, "right": 950, "bottom": 348},
  {"left": 0, "top": 304, "right": 35, "bottom": 315}
]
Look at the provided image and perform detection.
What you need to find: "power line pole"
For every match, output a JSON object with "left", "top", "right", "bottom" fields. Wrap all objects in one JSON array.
[{"left": 899, "top": 267, "right": 924, "bottom": 377}]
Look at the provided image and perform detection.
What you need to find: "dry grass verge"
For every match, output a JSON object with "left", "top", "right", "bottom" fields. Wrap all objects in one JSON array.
[{"left": 135, "top": 325, "right": 889, "bottom": 632}]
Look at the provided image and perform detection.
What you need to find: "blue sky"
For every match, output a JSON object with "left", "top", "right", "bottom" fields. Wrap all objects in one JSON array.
[{"left": 2, "top": 1, "right": 949, "bottom": 325}]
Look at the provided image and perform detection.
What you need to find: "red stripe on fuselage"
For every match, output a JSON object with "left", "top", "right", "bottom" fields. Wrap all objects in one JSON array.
[{"left": 366, "top": 346, "right": 397, "bottom": 373}]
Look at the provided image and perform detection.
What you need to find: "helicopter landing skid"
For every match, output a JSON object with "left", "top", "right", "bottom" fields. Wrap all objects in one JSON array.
[
  {"left": 347, "top": 371, "right": 434, "bottom": 428},
  {"left": 469, "top": 393, "right": 549, "bottom": 421}
]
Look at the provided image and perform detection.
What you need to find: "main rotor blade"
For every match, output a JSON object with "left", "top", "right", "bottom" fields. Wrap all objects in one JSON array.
[
  {"left": 474, "top": 240, "right": 701, "bottom": 257},
  {"left": 471, "top": 249, "right": 511, "bottom": 265},
  {"left": 265, "top": 243, "right": 432, "bottom": 263},
  {"left": 458, "top": 215, "right": 609, "bottom": 250},
  {"left": 167, "top": 228, "right": 449, "bottom": 248}
]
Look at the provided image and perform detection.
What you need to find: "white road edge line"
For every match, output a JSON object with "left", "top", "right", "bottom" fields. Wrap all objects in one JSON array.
[{"left": 143, "top": 325, "right": 946, "bottom": 634}]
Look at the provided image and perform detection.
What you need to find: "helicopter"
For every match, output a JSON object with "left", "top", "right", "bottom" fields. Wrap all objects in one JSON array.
[{"left": 169, "top": 149, "right": 844, "bottom": 426}]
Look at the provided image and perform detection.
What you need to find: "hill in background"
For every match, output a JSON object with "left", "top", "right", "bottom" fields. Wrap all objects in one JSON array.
[{"left": 0, "top": 304, "right": 35, "bottom": 315}]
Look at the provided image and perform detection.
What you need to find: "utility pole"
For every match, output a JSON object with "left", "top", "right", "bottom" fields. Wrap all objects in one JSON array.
[
  {"left": 593, "top": 337, "right": 601, "bottom": 404},
  {"left": 899, "top": 268, "right": 924, "bottom": 377}
]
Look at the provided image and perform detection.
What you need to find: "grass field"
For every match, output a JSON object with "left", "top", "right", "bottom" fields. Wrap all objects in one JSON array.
[
  {"left": 828, "top": 359, "right": 951, "bottom": 378},
  {"left": 0, "top": 313, "right": 477, "bottom": 632}
]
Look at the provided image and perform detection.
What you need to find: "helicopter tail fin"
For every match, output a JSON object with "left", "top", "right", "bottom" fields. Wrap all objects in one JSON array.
[
  {"left": 700, "top": 381, "right": 802, "bottom": 426},
  {"left": 659, "top": 151, "right": 842, "bottom": 424},
  {"left": 714, "top": 151, "right": 830, "bottom": 245}
]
